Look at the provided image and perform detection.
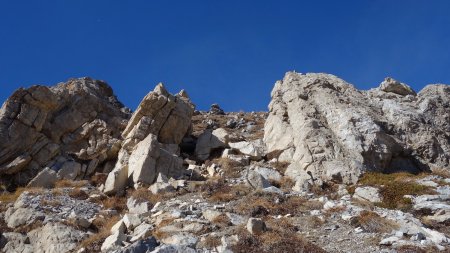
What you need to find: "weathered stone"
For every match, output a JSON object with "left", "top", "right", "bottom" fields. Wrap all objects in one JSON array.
[
  {"left": 195, "top": 128, "right": 229, "bottom": 160},
  {"left": 202, "top": 209, "right": 222, "bottom": 222},
  {"left": 379, "top": 236, "right": 399, "bottom": 246},
  {"left": 162, "top": 233, "right": 198, "bottom": 247},
  {"left": 28, "top": 223, "right": 87, "bottom": 253},
  {"left": 253, "top": 166, "right": 282, "bottom": 182},
  {"left": 1, "top": 232, "right": 34, "bottom": 253},
  {"left": 264, "top": 72, "right": 450, "bottom": 186},
  {"left": 353, "top": 186, "right": 383, "bottom": 203},
  {"left": 6, "top": 207, "right": 44, "bottom": 228},
  {"left": 128, "top": 134, "right": 161, "bottom": 185},
  {"left": 123, "top": 213, "right": 142, "bottom": 230},
  {"left": 111, "top": 220, "right": 127, "bottom": 234},
  {"left": 379, "top": 77, "right": 417, "bottom": 96},
  {"left": 127, "top": 197, "right": 151, "bottom": 215},
  {"left": 104, "top": 84, "right": 194, "bottom": 194},
  {"left": 151, "top": 244, "right": 196, "bottom": 253},
  {"left": 56, "top": 161, "right": 82, "bottom": 180},
  {"left": 130, "top": 223, "right": 153, "bottom": 242},
  {"left": 246, "top": 218, "right": 266, "bottom": 234},
  {"left": 149, "top": 181, "right": 175, "bottom": 195},
  {"left": 229, "top": 139, "right": 265, "bottom": 160},
  {"left": 113, "top": 237, "right": 158, "bottom": 253},
  {"left": 27, "top": 167, "right": 57, "bottom": 188},
  {"left": 245, "top": 170, "right": 271, "bottom": 189},
  {"left": 101, "top": 230, "right": 126, "bottom": 252},
  {"left": 0, "top": 78, "right": 130, "bottom": 187},
  {"left": 209, "top": 103, "right": 225, "bottom": 115}
]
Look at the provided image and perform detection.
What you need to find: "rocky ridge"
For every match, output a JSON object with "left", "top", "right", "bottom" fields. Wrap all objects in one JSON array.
[
  {"left": 265, "top": 72, "right": 450, "bottom": 190},
  {"left": 0, "top": 73, "right": 449, "bottom": 253}
]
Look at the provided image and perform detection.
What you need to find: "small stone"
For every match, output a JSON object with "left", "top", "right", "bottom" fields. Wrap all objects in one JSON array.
[
  {"left": 323, "top": 201, "right": 337, "bottom": 210},
  {"left": 354, "top": 227, "right": 363, "bottom": 234},
  {"left": 151, "top": 202, "right": 162, "bottom": 212},
  {"left": 353, "top": 186, "right": 382, "bottom": 203},
  {"left": 110, "top": 220, "right": 126, "bottom": 234},
  {"left": 123, "top": 213, "right": 141, "bottom": 230},
  {"left": 149, "top": 181, "right": 175, "bottom": 194},
  {"left": 130, "top": 223, "right": 153, "bottom": 242},
  {"left": 127, "top": 197, "right": 151, "bottom": 215},
  {"left": 246, "top": 218, "right": 266, "bottom": 235},
  {"left": 203, "top": 210, "right": 222, "bottom": 222},
  {"left": 411, "top": 232, "right": 426, "bottom": 241},
  {"left": 379, "top": 236, "right": 399, "bottom": 246},
  {"left": 246, "top": 170, "right": 271, "bottom": 189},
  {"left": 101, "top": 230, "right": 126, "bottom": 252}
]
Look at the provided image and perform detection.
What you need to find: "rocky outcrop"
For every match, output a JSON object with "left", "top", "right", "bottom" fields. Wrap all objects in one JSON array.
[
  {"left": 264, "top": 72, "right": 450, "bottom": 187},
  {"left": 0, "top": 77, "right": 130, "bottom": 187},
  {"left": 380, "top": 77, "right": 417, "bottom": 96},
  {"left": 104, "top": 84, "right": 194, "bottom": 194}
]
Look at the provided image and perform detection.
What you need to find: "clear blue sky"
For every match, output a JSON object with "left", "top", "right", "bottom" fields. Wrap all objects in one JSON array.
[{"left": 1, "top": 1, "right": 450, "bottom": 111}]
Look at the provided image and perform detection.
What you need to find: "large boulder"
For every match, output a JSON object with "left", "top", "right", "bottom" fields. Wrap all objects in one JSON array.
[
  {"left": 264, "top": 72, "right": 450, "bottom": 186},
  {"left": 104, "top": 84, "right": 194, "bottom": 194},
  {"left": 0, "top": 77, "right": 130, "bottom": 187},
  {"left": 379, "top": 77, "right": 417, "bottom": 96},
  {"left": 27, "top": 223, "right": 87, "bottom": 253}
]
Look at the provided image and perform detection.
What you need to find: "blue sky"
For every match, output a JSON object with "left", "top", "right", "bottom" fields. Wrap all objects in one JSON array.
[{"left": 1, "top": 1, "right": 449, "bottom": 111}]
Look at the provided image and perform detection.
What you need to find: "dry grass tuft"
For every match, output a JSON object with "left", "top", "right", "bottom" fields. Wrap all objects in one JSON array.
[
  {"left": 235, "top": 191, "right": 317, "bottom": 217},
  {"left": 68, "top": 188, "right": 89, "bottom": 200},
  {"left": 54, "top": 179, "right": 89, "bottom": 188},
  {"left": 99, "top": 196, "right": 127, "bottom": 213},
  {"left": 152, "top": 218, "right": 177, "bottom": 240},
  {"left": 311, "top": 182, "right": 340, "bottom": 200},
  {"left": 323, "top": 205, "right": 347, "bottom": 216},
  {"left": 201, "top": 235, "right": 221, "bottom": 249},
  {"left": 431, "top": 168, "right": 450, "bottom": 179},
  {"left": 213, "top": 157, "right": 244, "bottom": 178},
  {"left": 200, "top": 178, "right": 252, "bottom": 203},
  {"left": 270, "top": 161, "right": 290, "bottom": 175},
  {"left": 396, "top": 245, "right": 441, "bottom": 253},
  {"left": 78, "top": 232, "right": 109, "bottom": 252},
  {"left": 351, "top": 210, "right": 398, "bottom": 233},
  {"left": 421, "top": 217, "right": 450, "bottom": 238},
  {"left": 126, "top": 187, "right": 178, "bottom": 209},
  {"left": 231, "top": 218, "right": 326, "bottom": 253},
  {"left": 77, "top": 214, "right": 121, "bottom": 251},
  {"left": 358, "top": 172, "right": 427, "bottom": 186},
  {"left": 211, "top": 214, "right": 232, "bottom": 227},
  {"left": 0, "top": 187, "right": 43, "bottom": 203},
  {"left": 90, "top": 173, "right": 108, "bottom": 187}
]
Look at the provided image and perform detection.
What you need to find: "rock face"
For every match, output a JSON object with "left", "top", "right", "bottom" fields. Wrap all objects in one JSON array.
[
  {"left": 104, "top": 84, "right": 194, "bottom": 194},
  {"left": 0, "top": 77, "right": 130, "bottom": 187},
  {"left": 264, "top": 72, "right": 450, "bottom": 186}
]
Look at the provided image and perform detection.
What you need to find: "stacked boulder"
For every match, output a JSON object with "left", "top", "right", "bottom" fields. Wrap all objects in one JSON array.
[
  {"left": 104, "top": 84, "right": 195, "bottom": 194},
  {"left": 0, "top": 77, "right": 130, "bottom": 188},
  {"left": 264, "top": 72, "right": 450, "bottom": 189}
]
